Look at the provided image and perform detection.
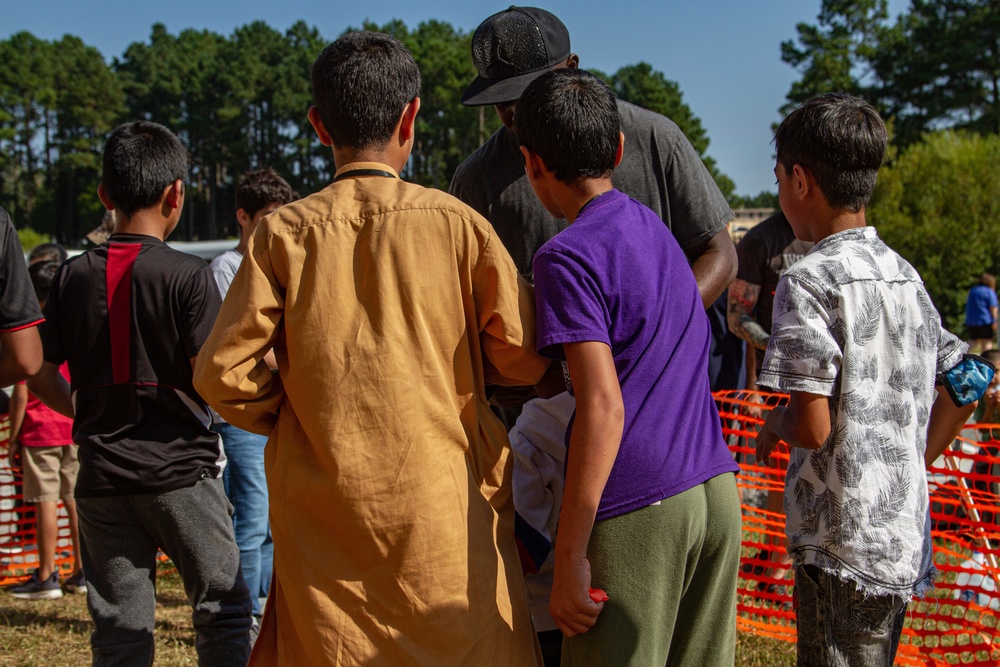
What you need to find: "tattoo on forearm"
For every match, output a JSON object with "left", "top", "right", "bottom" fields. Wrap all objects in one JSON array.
[{"left": 727, "top": 281, "right": 770, "bottom": 350}]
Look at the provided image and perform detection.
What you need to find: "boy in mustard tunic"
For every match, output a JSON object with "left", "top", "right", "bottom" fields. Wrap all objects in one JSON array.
[{"left": 194, "top": 31, "right": 548, "bottom": 666}]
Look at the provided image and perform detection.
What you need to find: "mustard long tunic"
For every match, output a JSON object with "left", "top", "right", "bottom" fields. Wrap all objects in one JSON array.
[{"left": 193, "top": 162, "right": 548, "bottom": 666}]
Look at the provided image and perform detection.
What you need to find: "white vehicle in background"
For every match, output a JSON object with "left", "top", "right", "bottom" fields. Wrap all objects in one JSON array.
[{"left": 64, "top": 239, "right": 235, "bottom": 262}]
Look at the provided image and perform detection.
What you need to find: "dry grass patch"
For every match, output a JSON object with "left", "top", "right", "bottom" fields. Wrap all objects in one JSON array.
[{"left": 1, "top": 563, "right": 796, "bottom": 666}]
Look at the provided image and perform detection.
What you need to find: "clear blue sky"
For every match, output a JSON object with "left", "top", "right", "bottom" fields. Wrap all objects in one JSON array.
[{"left": 5, "top": 0, "right": 910, "bottom": 197}]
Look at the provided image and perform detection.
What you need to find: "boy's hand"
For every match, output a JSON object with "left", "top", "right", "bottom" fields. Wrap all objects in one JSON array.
[
  {"left": 550, "top": 556, "right": 604, "bottom": 637},
  {"left": 756, "top": 407, "right": 785, "bottom": 465},
  {"left": 7, "top": 439, "right": 22, "bottom": 472}
]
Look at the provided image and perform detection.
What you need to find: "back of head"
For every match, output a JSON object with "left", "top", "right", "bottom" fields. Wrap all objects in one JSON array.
[
  {"left": 28, "top": 242, "right": 67, "bottom": 266},
  {"left": 515, "top": 68, "right": 620, "bottom": 184},
  {"left": 774, "top": 92, "right": 886, "bottom": 212},
  {"left": 462, "top": 6, "right": 571, "bottom": 106},
  {"left": 29, "top": 260, "right": 59, "bottom": 304},
  {"left": 311, "top": 31, "right": 420, "bottom": 150},
  {"left": 236, "top": 168, "right": 295, "bottom": 217},
  {"left": 102, "top": 121, "right": 189, "bottom": 218},
  {"left": 980, "top": 273, "right": 996, "bottom": 290}
]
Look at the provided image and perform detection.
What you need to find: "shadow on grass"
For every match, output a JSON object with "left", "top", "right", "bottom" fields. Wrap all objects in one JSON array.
[{"left": 0, "top": 604, "right": 93, "bottom": 634}]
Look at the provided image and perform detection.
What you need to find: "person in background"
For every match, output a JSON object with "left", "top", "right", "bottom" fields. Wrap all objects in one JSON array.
[
  {"left": 209, "top": 167, "right": 294, "bottom": 630},
  {"left": 965, "top": 273, "right": 998, "bottom": 354},
  {"left": 8, "top": 258, "right": 85, "bottom": 600}
]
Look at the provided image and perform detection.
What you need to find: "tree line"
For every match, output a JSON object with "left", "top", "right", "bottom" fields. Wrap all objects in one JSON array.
[{"left": 0, "top": 19, "right": 733, "bottom": 245}]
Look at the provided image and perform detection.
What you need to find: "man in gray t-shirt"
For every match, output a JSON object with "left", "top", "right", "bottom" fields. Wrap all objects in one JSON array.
[{"left": 450, "top": 7, "right": 736, "bottom": 304}]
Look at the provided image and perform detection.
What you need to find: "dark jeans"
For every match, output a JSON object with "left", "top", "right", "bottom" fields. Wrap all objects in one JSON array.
[
  {"left": 77, "top": 477, "right": 252, "bottom": 667},
  {"left": 795, "top": 564, "right": 907, "bottom": 667}
]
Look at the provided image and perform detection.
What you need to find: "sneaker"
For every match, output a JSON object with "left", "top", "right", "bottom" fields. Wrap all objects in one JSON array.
[
  {"left": 63, "top": 570, "right": 87, "bottom": 595},
  {"left": 9, "top": 569, "right": 63, "bottom": 600}
]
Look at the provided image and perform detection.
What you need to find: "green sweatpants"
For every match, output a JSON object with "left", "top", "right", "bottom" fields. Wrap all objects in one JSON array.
[{"left": 563, "top": 472, "right": 741, "bottom": 667}]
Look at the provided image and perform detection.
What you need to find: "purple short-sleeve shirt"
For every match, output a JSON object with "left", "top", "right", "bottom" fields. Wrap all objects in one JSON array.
[{"left": 533, "top": 189, "right": 738, "bottom": 521}]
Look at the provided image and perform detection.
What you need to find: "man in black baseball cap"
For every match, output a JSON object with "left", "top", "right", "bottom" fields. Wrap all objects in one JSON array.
[{"left": 451, "top": 6, "right": 736, "bottom": 303}]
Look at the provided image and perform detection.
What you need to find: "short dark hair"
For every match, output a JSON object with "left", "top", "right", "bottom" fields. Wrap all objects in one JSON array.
[
  {"left": 311, "top": 31, "right": 420, "bottom": 149},
  {"left": 28, "top": 242, "right": 67, "bottom": 266},
  {"left": 102, "top": 121, "right": 189, "bottom": 218},
  {"left": 29, "top": 260, "right": 59, "bottom": 304},
  {"left": 514, "top": 69, "right": 620, "bottom": 184},
  {"left": 980, "top": 273, "right": 996, "bottom": 290},
  {"left": 235, "top": 168, "right": 295, "bottom": 218},
  {"left": 774, "top": 92, "right": 886, "bottom": 212}
]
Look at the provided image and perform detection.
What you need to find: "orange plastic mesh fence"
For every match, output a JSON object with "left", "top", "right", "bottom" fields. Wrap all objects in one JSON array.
[
  {"left": 3, "top": 395, "right": 1000, "bottom": 665},
  {"left": 0, "top": 415, "right": 169, "bottom": 586},
  {"left": 717, "top": 389, "right": 1000, "bottom": 666}
]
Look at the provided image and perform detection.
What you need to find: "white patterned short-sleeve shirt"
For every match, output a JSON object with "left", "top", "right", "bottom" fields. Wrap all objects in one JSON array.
[{"left": 758, "top": 226, "right": 965, "bottom": 597}]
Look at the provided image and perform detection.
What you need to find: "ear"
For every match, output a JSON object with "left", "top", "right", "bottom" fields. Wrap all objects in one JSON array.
[
  {"left": 791, "top": 164, "right": 817, "bottom": 202},
  {"left": 236, "top": 208, "right": 252, "bottom": 230},
  {"left": 163, "top": 180, "right": 184, "bottom": 210},
  {"left": 398, "top": 97, "right": 421, "bottom": 145},
  {"left": 97, "top": 183, "right": 114, "bottom": 211},
  {"left": 308, "top": 107, "right": 333, "bottom": 147},
  {"left": 520, "top": 145, "right": 546, "bottom": 183},
  {"left": 613, "top": 131, "right": 624, "bottom": 168},
  {"left": 566, "top": 53, "right": 579, "bottom": 69}
]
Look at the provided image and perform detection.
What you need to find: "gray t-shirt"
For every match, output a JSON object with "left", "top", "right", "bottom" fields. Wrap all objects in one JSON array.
[{"left": 449, "top": 99, "right": 733, "bottom": 279}]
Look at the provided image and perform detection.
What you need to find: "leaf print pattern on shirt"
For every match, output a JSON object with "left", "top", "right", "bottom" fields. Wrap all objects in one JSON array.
[{"left": 757, "top": 226, "right": 967, "bottom": 597}]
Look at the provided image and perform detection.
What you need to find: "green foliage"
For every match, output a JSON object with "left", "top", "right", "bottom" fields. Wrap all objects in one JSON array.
[
  {"left": 607, "top": 62, "right": 734, "bottom": 200},
  {"left": 729, "top": 190, "right": 780, "bottom": 209},
  {"left": 780, "top": 0, "right": 888, "bottom": 113},
  {"left": 0, "top": 20, "right": 735, "bottom": 240},
  {"left": 869, "top": 130, "right": 1000, "bottom": 331},
  {"left": 783, "top": 0, "right": 999, "bottom": 147},
  {"left": 16, "top": 227, "right": 51, "bottom": 252},
  {"left": 873, "top": 0, "right": 1000, "bottom": 146}
]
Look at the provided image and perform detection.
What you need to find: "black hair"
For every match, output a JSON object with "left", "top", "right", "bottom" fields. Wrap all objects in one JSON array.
[
  {"left": 28, "top": 260, "right": 59, "bottom": 304},
  {"left": 27, "top": 242, "right": 67, "bottom": 266},
  {"left": 102, "top": 121, "right": 189, "bottom": 218},
  {"left": 514, "top": 68, "right": 620, "bottom": 184},
  {"left": 235, "top": 168, "right": 295, "bottom": 218},
  {"left": 310, "top": 31, "right": 420, "bottom": 149},
  {"left": 774, "top": 92, "right": 886, "bottom": 212}
]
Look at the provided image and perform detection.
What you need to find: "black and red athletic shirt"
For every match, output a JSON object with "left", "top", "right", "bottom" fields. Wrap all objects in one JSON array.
[
  {"left": 0, "top": 208, "right": 44, "bottom": 334},
  {"left": 39, "top": 233, "right": 224, "bottom": 497}
]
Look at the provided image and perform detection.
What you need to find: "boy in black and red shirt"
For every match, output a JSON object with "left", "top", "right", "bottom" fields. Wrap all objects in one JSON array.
[{"left": 29, "top": 121, "right": 251, "bottom": 666}]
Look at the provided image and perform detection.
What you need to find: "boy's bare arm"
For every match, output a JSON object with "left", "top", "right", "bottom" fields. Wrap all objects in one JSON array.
[
  {"left": 756, "top": 390, "right": 831, "bottom": 464},
  {"left": 0, "top": 327, "right": 43, "bottom": 388},
  {"left": 550, "top": 340, "right": 623, "bottom": 638},
  {"left": 7, "top": 382, "right": 28, "bottom": 465},
  {"left": 26, "top": 361, "right": 74, "bottom": 419},
  {"left": 686, "top": 228, "right": 738, "bottom": 310},
  {"left": 924, "top": 387, "right": 977, "bottom": 467}
]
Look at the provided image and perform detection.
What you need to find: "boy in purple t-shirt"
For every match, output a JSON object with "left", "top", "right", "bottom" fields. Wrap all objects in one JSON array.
[{"left": 516, "top": 68, "right": 741, "bottom": 666}]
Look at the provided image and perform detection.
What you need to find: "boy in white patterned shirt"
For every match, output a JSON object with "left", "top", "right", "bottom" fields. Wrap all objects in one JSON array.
[{"left": 756, "top": 92, "right": 986, "bottom": 666}]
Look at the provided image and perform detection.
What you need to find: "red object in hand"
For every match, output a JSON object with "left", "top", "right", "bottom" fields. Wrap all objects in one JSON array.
[{"left": 588, "top": 587, "right": 609, "bottom": 603}]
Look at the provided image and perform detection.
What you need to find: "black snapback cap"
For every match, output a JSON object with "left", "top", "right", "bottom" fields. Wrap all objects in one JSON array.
[{"left": 461, "top": 6, "right": 571, "bottom": 106}]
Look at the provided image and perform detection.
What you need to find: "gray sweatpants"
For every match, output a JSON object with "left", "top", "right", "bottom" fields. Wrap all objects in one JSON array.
[{"left": 77, "top": 477, "right": 252, "bottom": 667}]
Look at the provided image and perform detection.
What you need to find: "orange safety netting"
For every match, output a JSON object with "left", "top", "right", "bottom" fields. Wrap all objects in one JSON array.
[
  {"left": 717, "top": 389, "right": 1000, "bottom": 666},
  {"left": 3, "top": 394, "right": 1000, "bottom": 665}
]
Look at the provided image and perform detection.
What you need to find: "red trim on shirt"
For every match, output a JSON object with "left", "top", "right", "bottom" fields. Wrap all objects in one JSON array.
[
  {"left": 106, "top": 243, "right": 142, "bottom": 384},
  {"left": 0, "top": 318, "right": 44, "bottom": 333}
]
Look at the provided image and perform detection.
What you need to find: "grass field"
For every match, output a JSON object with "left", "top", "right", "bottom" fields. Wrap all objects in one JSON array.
[{"left": 0, "top": 562, "right": 797, "bottom": 666}]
